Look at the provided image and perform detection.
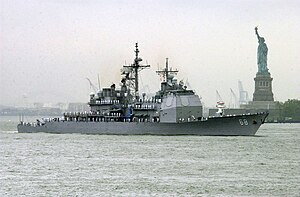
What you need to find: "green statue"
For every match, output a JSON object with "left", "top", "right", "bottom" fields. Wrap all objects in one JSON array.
[{"left": 255, "top": 27, "right": 268, "bottom": 74}]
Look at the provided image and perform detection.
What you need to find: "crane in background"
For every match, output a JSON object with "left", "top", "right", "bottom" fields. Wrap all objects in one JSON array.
[
  {"left": 216, "top": 90, "right": 223, "bottom": 103},
  {"left": 216, "top": 90, "right": 226, "bottom": 107},
  {"left": 238, "top": 80, "right": 249, "bottom": 106},
  {"left": 229, "top": 88, "right": 239, "bottom": 108},
  {"left": 86, "top": 78, "right": 98, "bottom": 93},
  {"left": 86, "top": 74, "right": 101, "bottom": 94}
]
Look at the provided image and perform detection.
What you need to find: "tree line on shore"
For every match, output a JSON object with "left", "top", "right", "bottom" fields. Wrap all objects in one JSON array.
[{"left": 278, "top": 99, "right": 300, "bottom": 122}]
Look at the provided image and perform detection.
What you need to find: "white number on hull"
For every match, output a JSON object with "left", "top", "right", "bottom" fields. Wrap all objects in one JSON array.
[{"left": 239, "top": 119, "right": 248, "bottom": 126}]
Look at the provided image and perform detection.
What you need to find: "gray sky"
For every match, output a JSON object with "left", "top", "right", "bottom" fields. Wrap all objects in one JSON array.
[{"left": 1, "top": 0, "right": 299, "bottom": 107}]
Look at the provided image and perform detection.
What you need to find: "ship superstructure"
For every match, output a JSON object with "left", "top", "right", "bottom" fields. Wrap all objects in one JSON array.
[{"left": 74, "top": 44, "right": 203, "bottom": 124}]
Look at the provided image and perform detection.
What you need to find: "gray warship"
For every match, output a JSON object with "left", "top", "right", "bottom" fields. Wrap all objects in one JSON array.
[{"left": 18, "top": 43, "right": 268, "bottom": 135}]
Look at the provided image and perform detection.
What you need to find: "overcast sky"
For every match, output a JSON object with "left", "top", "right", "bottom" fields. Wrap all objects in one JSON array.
[{"left": 1, "top": 0, "right": 299, "bottom": 107}]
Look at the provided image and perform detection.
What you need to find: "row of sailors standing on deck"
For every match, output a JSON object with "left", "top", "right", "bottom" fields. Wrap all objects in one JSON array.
[
  {"left": 94, "top": 98, "right": 162, "bottom": 105},
  {"left": 133, "top": 104, "right": 156, "bottom": 109},
  {"left": 64, "top": 111, "right": 123, "bottom": 116},
  {"left": 95, "top": 100, "right": 120, "bottom": 104}
]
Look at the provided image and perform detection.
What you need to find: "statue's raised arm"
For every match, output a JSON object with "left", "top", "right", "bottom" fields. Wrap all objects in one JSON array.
[{"left": 255, "top": 26, "right": 260, "bottom": 40}]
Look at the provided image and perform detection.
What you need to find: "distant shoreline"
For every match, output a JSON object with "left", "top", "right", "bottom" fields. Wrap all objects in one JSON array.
[{"left": 265, "top": 121, "right": 300, "bottom": 124}]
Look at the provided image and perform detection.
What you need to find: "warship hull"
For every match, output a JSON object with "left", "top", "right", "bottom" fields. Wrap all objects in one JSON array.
[{"left": 17, "top": 113, "right": 268, "bottom": 136}]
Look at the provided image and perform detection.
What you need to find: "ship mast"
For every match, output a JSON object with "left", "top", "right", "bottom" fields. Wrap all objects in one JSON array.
[
  {"left": 123, "top": 43, "right": 150, "bottom": 100},
  {"left": 156, "top": 58, "right": 178, "bottom": 82}
]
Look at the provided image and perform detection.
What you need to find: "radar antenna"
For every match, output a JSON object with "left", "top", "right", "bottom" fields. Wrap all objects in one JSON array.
[
  {"left": 156, "top": 58, "right": 179, "bottom": 82},
  {"left": 123, "top": 43, "right": 150, "bottom": 100}
]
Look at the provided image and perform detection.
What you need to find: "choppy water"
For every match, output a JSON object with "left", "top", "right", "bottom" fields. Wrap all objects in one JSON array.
[{"left": 0, "top": 116, "right": 299, "bottom": 196}]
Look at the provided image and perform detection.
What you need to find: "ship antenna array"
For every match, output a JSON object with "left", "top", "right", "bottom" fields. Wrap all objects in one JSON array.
[
  {"left": 97, "top": 74, "right": 101, "bottom": 90},
  {"left": 123, "top": 43, "right": 150, "bottom": 100},
  {"left": 156, "top": 58, "right": 179, "bottom": 82}
]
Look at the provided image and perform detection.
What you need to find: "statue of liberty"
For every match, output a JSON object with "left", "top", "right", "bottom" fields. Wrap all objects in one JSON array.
[{"left": 255, "top": 27, "right": 269, "bottom": 74}]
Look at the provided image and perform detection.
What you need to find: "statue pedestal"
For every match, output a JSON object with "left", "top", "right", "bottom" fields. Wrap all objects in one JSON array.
[{"left": 253, "top": 72, "right": 274, "bottom": 101}]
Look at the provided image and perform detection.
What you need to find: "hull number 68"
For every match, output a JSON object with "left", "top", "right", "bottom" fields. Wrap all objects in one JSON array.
[{"left": 239, "top": 119, "right": 248, "bottom": 126}]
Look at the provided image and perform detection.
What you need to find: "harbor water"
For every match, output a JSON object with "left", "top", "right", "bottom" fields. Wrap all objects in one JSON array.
[{"left": 0, "top": 116, "right": 299, "bottom": 196}]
